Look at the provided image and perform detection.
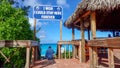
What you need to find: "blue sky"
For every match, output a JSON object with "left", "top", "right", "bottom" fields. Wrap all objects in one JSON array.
[{"left": 18, "top": 0, "right": 112, "bottom": 43}]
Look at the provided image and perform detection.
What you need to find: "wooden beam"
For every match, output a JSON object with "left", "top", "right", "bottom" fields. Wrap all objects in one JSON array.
[
  {"left": 108, "top": 48, "right": 114, "bottom": 68},
  {"left": 0, "top": 51, "right": 10, "bottom": 63},
  {"left": 82, "top": 11, "right": 91, "bottom": 18},
  {"left": 74, "top": 18, "right": 81, "bottom": 25},
  {"left": 74, "top": 11, "right": 91, "bottom": 25}
]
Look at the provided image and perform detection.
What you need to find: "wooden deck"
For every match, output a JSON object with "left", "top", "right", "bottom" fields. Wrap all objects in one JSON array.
[
  {"left": 30, "top": 59, "right": 89, "bottom": 68},
  {"left": 30, "top": 56, "right": 120, "bottom": 68}
]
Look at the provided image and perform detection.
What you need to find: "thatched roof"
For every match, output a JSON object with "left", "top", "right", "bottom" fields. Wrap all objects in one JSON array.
[{"left": 64, "top": 0, "right": 120, "bottom": 31}]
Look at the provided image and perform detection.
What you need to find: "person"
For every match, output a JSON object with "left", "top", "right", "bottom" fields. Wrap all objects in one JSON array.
[
  {"left": 45, "top": 46, "right": 55, "bottom": 60},
  {"left": 108, "top": 34, "right": 111, "bottom": 37}
]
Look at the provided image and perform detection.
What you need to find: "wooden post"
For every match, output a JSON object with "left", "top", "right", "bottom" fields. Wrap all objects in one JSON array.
[
  {"left": 79, "top": 42, "right": 81, "bottom": 61},
  {"left": 35, "top": 46, "right": 38, "bottom": 61},
  {"left": 31, "top": 19, "right": 36, "bottom": 65},
  {"left": 25, "top": 47, "right": 30, "bottom": 68},
  {"left": 89, "top": 47, "right": 94, "bottom": 68},
  {"left": 91, "top": 12, "right": 96, "bottom": 39},
  {"left": 69, "top": 45, "right": 70, "bottom": 59},
  {"left": 58, "top": 44, "right": 61, "bottom": 59},
  {"left": 90, "top": 12, "right": 97, "bottom": 68},
  {"left": 72, "top": 26, "right": 75, "bottom": 39},
  {"left": 60, "top": 20, "right": 62, "bottom": 41},
  {"left": 72, "top": 26, "right": 75, "bottom": 58},
  {"left": 65, "top": 45, "right": 66, "bottom": 59},
  {"left": 108, "top": 48, "right": 114, "bottom": 68},
  {"left": 93, "top": 47, "right": 98, "bottom": 68},
  {"left": 80, "top": 20, "right": 85, "bottom": 62}
]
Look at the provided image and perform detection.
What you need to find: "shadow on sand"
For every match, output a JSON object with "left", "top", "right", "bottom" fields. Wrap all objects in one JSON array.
[{"left": 31, "top": 59, "right": 56, "bottom": 68}]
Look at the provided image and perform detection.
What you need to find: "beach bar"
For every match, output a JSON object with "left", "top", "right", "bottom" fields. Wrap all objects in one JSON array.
[
  {"left": 0, "top": 40, "right": 39, "bottom": 68},
  {"left": 63, "top": 0, "right": 120, "bottom": 68}
]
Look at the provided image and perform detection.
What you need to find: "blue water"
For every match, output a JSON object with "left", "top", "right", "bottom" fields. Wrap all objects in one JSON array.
[{"left": 40, "top": 44, "right": 73, "bottom": 56}]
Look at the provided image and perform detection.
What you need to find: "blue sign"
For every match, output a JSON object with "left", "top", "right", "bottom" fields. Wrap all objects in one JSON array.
[{"left": 34, "top": 5, "right": 62, "bottom": 20}]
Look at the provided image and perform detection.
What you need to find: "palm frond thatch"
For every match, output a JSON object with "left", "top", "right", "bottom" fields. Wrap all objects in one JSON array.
[{"left": 64, "top": 0, "right": 120, "bottom": 31}]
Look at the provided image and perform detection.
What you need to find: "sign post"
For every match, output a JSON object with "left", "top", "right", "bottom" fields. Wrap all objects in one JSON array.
[{"left": 33, "top": 5, "right": 63, "bottom": 60}]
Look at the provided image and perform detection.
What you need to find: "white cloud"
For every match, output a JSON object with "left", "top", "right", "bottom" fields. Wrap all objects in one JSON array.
[
  {"left": 23, "top": 0, "right": 40, "bottom": 7},
  {"left": 57, "top": 0, "right": 69, "bottom": 8},
  {"left": 29, "top": 17, "right": 34, "bottom": 27},
  {"left": 39, "top": 30, "right": 46, "bottom": 39},
  {"left": 39, "top": 35, "right": 46, "bottom": 38},
  {"left": 29, "top": 18, "right": 42, "bottom": 28}
]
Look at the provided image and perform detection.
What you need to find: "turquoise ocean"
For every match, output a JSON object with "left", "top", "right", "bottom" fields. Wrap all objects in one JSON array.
[{"left": 40, "top": 44, "right": 73, "bottom": 56}]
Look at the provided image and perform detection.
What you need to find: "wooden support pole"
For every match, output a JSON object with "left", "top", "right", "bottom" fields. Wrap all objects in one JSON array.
[
  {"left": 108, "top": 48, "right": 114, "bottom": 68},
  {"left": 89, "top": 47, "right": 94, "bottom": 68},
  {"left": 75, "top": 46, "right": 77, "bottom": 58},
  {"left": 72, "top": 26, "right": 75, "bottom": 40},
  {"left": 35, "top": 46, "right": 38, "bottom": 61},
  {"left": 91, "top": 12, "right": 96, "bottom": 39},
  {"left": 25, "top": 47, "right": 30, "bottom": 68},
  {"left": 58, "top": 44, "right": 61, "bottom": 59},
  {"left": 60, "top": 20, "right": 62, "bottom": 41},
  {"left": 93, "top": 47, "right": 98, "bottom": 68},
  {"left": 72, "top": 27, "right": 75, "bottom": 58},
  {"left": 80, "top": 20, "right": 85, "bottom": 62},
  {"left": 31, "top": 19, "right": 36, "bottom": 65},
  {"left": 90, "top": 11, "right": 97, "bottom": 68},
  {"left": 69, "top": 45, "right": 70, "bottom": 59},
  {"left": 65, "top": 45, "right": 66, "bottom": 59},
  {"left": 79, "top": 42, "right": 81, "bottom": 61}
]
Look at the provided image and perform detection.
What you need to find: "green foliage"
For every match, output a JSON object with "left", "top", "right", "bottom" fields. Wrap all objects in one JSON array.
[
  {"left": 0, "top": 0, "right": 36, "bottom": 68},
  {"left": 0, "top": 0, "right": 33, "bottom": 40},
  {"left": 62, "top": 51, "right": 72, "bottom": 58}
]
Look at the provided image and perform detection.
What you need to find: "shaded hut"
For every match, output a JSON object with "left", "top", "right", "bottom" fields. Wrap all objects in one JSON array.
[{"left": 64, "top": 0, "right": 120, "bottom": 68}]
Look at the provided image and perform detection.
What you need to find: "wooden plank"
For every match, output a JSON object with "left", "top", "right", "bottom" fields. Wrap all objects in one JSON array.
[
  {"left": 0, "top": 40, "right": 38, "bottom": 47},
  {"left": 58, "top": 41, "right": 72, "bottom": 45},
  {"left": 108, "top": 48, "right": 114, "bottom": 68},
  {"left": 107, "top": 38, "right": 120, "bottom": 46},
  {"left": 0, "top": 40, "right": 5, "bottom": 47}
]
